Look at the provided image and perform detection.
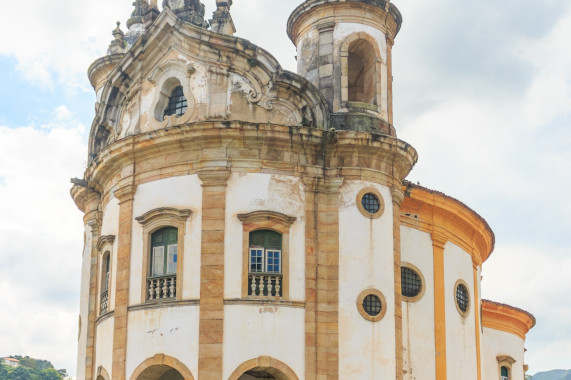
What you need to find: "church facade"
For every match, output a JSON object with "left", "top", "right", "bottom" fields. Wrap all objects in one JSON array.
[{"left": 71, "top": 1, "right": 535, "bottom": 379}]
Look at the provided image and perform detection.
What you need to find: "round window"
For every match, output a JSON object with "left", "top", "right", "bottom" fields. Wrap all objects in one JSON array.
[
  {"left": 363, "top": 294, "right": 382, "bottom": 316},
  {"left": 362, "top": 193, "right": 380, "bottom": 214},
  {"left": 356, "top": 188, "right": 385, "bottom": 219},
  {"left": 455, "top": 280, "right": 470, "bottom": 317},
  {"left": 357, "top": 289, "right": 387, "bottom": 322},
  {"left": 401, "top": 266, "right": 423, "bottom": 300}
]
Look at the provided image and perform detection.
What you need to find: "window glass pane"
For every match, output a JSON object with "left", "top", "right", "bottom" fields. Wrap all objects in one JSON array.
[
  {"left": 501, "top": 367, "right": 509, "bottom": 377},
  {"left": 152, "top": 246, "right": 165, "bottom": 276},
  {"left": 167, "top": 244, "right": 178, "bottom": 274},
  {"left": 250, "top": 249, "right": 263, "bottom": 273},
  {"left": 266, "top": 250, "right": 281, "bottom": 273}
]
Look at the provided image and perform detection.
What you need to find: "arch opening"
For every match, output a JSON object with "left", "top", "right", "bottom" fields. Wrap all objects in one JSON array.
[
  {"left": 228, "top": 357, "right": 298, "bottom": 380},
  {"left": 347, "top": 39, "right": 377, "bottom": 104},
  {"left": 237, "top": 367, "right": 289, "bottom": 380},
  {"left": 135, "top": 365, "right": 184, "bottom": 380}
]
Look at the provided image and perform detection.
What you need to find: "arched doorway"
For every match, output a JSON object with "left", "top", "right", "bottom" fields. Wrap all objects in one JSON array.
[
  {"left": 130, "top": 354, "right": 194, "bottom": 380},
  {"left": 229, "top": 357, "right": 298, "bottom": 380}
]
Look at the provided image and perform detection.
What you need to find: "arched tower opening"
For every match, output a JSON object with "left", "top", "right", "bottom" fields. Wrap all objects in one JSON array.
[
  {"left": 347, "top": 38, "right": 377, "bottom": 104},
  {"left": 228, "top": 357, "right": 299, "bottom": 380}
]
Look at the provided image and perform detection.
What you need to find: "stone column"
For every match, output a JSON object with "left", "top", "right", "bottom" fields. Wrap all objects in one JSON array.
[
  {"left": 473, "top": 260, "right": 482, "bottom": 380},
  {"left": 431, "top": 234, "right": 448, "bottom": 380},
  {"left": 391, "top": 187, "right": 405, "bottom": 380},
  {"left": 304, "top": 176, "right": 342, "bottom": 380},
  {"left": 112, "top": 184, "right": 137, "bottom": 380},
  {"left": 84, "top": 193, "right": 102, "bottom": 380},
  {"left": 197, "top": 169, "right": 230, "bottom": 380}
]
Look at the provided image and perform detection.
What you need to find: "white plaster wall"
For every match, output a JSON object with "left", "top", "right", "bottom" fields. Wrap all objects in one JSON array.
[
  {"left": 222, "top": 305, "right": 305, "bottom": 379},
  {"left": 125, "top": 306, "right": 200, "bottom": 380},
  {"left": 339, "top": 180, "right": 396, "bottom": 379},
  {"left": 224, "top": 173, "right": 306, "bottom": 301},
  {"left": 101, "top": 197, "right": 120, "bottom": 311},
  {"left": 482, "top": 328, "right": 525, "bottom": 380},
  {"left": 95, "top": 317, "right": 114, "bottom": 377},
  {"left": 130, "top": 175, "right": 203, "bottom": 305},
  {"left": 444, "top": 242, "right": 477, "bottom": 380},
  {"left": 400, "top": 226, "right": 436, "bottom": 380},
  {"left": 76, "top": 224, "right": 93, "bottom": 380}
]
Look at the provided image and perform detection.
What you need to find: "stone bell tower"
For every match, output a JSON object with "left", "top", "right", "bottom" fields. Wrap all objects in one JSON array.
[{"left": 288, "top": 0, "right": 402, "bottom": 135}]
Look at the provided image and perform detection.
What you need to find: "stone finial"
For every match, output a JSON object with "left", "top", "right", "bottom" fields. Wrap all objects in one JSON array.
[
  {"left": 210, "top": 0, "right": 235, "bottom": 35},
  {"left": 124, "top": 0, "right": 148, "bottom": 47},
  {"left": 163, "top": 0, "right": 208, "bottom": 28},
  {"left": 107, "top": 22, "right": 126, "bottom": 55}
]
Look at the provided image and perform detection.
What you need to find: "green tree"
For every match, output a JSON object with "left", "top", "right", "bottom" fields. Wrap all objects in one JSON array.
[
  {"left": 38, "top": 368, "right": 61, "bottom": 380},
  {"left": 7, "top": 366, "right": 37, "bottom": 380},
  {"left": 0, "top": 364, "right": 9, "bottom": 380}
]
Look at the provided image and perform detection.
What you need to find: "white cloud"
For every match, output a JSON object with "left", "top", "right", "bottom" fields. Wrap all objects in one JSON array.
[{"left": 0, "top": 107, "right": 87, "bottom": 374}]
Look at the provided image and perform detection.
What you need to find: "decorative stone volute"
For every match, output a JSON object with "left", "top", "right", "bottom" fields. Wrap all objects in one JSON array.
[
  {"left": 163, "top": 0, "right": 208, "bottom": 27},
  {"left": 125, "top": 0, "right": 148, "bottom": 47}
]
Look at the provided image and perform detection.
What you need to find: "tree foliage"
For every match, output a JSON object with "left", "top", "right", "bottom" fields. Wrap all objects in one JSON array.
[{"left": 0, "top": 357, "right": 68, "bottom": 380}]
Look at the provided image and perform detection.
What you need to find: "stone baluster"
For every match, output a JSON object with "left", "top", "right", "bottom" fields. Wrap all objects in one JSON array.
[
  {"left": 154, "top": 279, "right": 161, "bottom": 299},
  {"left": 275, "top": 276, "right": 281, "bottom": 297},
  {"left": 267, "top": 275, "right": 273, "bottom": 296},
  {"left": 148, "top": 280, "right": 155, "bottom": 300},
  {"left": 162, "top": 278, "right": 168, "bottom": 298}
]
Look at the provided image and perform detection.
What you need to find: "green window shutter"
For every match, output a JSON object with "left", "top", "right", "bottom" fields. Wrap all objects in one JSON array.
[
  {"left": 249, "top": 230, "right": 282, "bottom": 250},
  {"left": 501, "top": 367, "right": 509, "bottom": 377},
  {"left": 150, "top": 227, "right": 178, "bottom": 276}
]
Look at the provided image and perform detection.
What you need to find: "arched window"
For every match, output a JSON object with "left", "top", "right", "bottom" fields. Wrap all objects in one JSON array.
[
  {"left": 100, "top": 252, "right": 111, "bottom": 314},
  {"left": 501, "top": 366, "right": 509, "bottom": 380},
  {"left": 163, "top": 86, "right": 188, "bottom": 119},
  {"left": 347, "top": 39, "right": 377, "bottom": 104},
  {"left": 148, "top": 227, "right": 178, "bottom": 300},
  {"left": 248, "top": 230, "right": 282, "bottom": 297}
]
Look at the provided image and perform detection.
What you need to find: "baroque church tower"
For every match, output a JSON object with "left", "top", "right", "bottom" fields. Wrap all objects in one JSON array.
[{"left": 72, "top": 1, "right": 535, "bottom": 379}]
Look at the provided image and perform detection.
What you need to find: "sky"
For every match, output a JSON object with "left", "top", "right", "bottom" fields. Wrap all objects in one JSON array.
[{"left": 0, "top": 0, "right": 569, "bottom": 377}]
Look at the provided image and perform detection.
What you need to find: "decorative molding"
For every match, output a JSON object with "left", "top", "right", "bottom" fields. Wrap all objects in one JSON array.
[
  {"left": 482, "top": 300, "right": 536, "bottom": 340},
  {"left": 96, "top": 235, "right": 116, "bottom": 251},
  {"left": 237, "top": 211, "right": 297, "bottom": 227},
  {"left": 224, "top": 299, "right": 305, "bottom": 308},
  {"left": 497, "top": 355, "right": 516, "bottom": 366},
  {"left": 197, "top": 169, "right": 231, "bottom": 187},
  {"left": 113, "top": 184, "right": 136, "bottom": 203},
  {"left": 135, "top": 207, "right": 192, "bottom": 226},
  {"left": 95, "top": 311, "right": 114, "bottom": 325},
  {"left": 356, "top": 187, "right": 385, "bottom": 219},
  {"left": 96, "top": 366, "right": 110, "bottom": 380},
  {"left": 128, "top": 299, "right": 199, "bottom": 312}
]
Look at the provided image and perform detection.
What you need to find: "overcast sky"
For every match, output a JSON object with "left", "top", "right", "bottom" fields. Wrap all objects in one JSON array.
[{"left": 0, "top": 0, "right": 569, "bottom": 377}]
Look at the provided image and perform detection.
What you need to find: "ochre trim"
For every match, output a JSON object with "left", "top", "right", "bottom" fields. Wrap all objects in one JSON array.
[
  {"left": 227, "top": 356, "right": 299, "bottom": 380},
  {"left": 473, "top": 266, "right": 482, "bottom": 380},
  {"left": 432, "top": 235, "right": 447, "bottom": 380},
  {"left": 482, "top": 300, "right": 535, "bottom": 340},
  {"left": 401, "top": 183, "right": 495, "bottom": 265},
  {"left": 129, "top": 354, "right": 195, "bottom": 380}
]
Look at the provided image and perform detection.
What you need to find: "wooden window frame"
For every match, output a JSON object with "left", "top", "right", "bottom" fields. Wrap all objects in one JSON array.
[
  {"left": 136, "top": 207, "right": 192, "bottom": 304},
  {"left": 497, "top": 355, "right": 516, "bottom": 380},
  {"left": 237, "top": 211, "right": 297, "bottom": 300}
]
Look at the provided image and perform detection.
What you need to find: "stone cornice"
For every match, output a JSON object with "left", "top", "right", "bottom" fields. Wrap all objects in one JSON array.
[
  {"left": 237, "top": 211, "right": 297, "bottom": 227},
  {"left": 401, "top": 182, "right": 495, "bottom": 265},
  {"left": 482, "top": 300, "right": 536, "bottom": 340},
  {"left": 135, "top": 207, "right": 192, "bottom": 226}
]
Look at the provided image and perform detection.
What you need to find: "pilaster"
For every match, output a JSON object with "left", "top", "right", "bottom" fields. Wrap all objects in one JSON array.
[
  {"left": 304, "top": 175, "right": 342, "bottom": 380},
  {"left": 84, "top": 199, "right": 102, "bottom": 380},
  {"left": 431, "top": 233, "right": 448, "bottom": 380},
  {"left": 473, "top": 259, "right": 482, "bottom": 380},
  {"left": 391, "top": 186, "right": 405, "bottom": 380},
  {"left": 197, "top": 169, "right": 230, "bottom": 380},
  {"left": 111, "top": 183, "right": 137, "bottom": 380},
  {"left": 317, "top": 21, "right": 336, "bottom": 111}
]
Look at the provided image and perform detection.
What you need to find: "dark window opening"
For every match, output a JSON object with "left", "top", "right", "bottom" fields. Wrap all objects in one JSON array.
[
  {"left": 362, "top": 193, "right": 380, "bottom": 214},
  {"left": 363, "top": 294, "right": 382, "bottom": 316},
  {"left": 147, "top": 227, "right": 178, "bottom": 301},
  {"left": 163, "top": 86, "right": 188, "bottom": 118},
  {"left": 401, "top": 267, "right": 422, "bottom": 298},
  {"left": 456, "top": 283, "right": 469, "bottom": 313}
]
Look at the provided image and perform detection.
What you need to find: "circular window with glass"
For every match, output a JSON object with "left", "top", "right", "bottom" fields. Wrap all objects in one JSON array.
[
  {"left": 401, "top": 263, "right": 425, "bottom": 302},
  {"left": 357, "top": 289, "right": 387, "bottom": 322},
  {"left": 356, "top": 188, "right": 385, "bottom": 219},
  {"left": 455, "top": 280, "right": 470, "bottom": 317}
]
